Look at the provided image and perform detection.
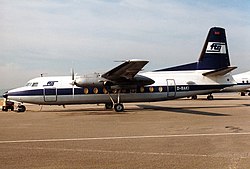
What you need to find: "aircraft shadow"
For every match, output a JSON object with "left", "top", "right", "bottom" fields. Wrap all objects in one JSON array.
[
  {"left": 183, "top": 97, "right": 250, "bottom": 101},
  {"left": 36, "top": 107, "right": 130, "bottom": 116},
  {"left": 242, "top": 104, "right": 250, "bottom": 107},
  {"left": 34, "top": 103, "right": 250, "bottom": 116},
  {"left": 136, "top": 104, "right": 230, "bottom": 116}
]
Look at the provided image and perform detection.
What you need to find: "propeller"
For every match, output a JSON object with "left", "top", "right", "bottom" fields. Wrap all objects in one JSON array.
[{"left": 70, "top": 68, "right": 76, "bottom": 98}]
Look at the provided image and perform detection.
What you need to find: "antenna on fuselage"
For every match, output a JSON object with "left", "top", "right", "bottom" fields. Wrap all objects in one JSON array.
[{"left": 40, "top": 73, "right": 48, "bottom": 77}]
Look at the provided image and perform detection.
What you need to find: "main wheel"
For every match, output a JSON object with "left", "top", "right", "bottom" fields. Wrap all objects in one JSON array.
[
  {"left": 105, "top": 103, "right": 113, "bottom": 109},
  {"left": 17, "top": 105, "right": 26, "bottom": 112},
  {"left": 114, "top": 103, "right": 124, "bottom": 112}
]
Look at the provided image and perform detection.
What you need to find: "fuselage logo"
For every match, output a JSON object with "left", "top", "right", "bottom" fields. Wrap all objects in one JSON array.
[
  {"left": 43, "top": 81, "right": 58, "bottom": 87},
  {"left": 206, "top": 42, "right": 226, "bottom": 54}
]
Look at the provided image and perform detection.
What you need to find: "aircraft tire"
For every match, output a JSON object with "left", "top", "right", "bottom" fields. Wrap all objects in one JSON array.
[
  {"left": 241, "top": 92, "right": 246, "bottom": 96},
  {"left": 17, "top": 105, "right": 26, "bottom": 112},
  {"left": 114, "top": 103, "right": 124, "bottom": 112},
  {"left": 207, "top": 95, "right": 214, "bottom": 100},
  {"left": 105, "top": 103, "right": 113, "bottom": 109},
  {"left": 2, "top": 107, "right": 8, "bottom": 112},
  {"left": 191, "top": 95, "right": 197, "bottom": 100}
]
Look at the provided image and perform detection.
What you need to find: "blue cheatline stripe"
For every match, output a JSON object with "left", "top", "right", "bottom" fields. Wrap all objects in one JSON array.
[
  {"left": 236, "top": 83, "right": 250, "bottom": 86},
  {"left": 8, "top": 84, "right": 232, "bottom": 97}
]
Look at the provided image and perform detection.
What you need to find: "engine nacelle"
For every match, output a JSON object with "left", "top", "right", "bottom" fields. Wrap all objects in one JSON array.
[
  {"left": 133, "top": 75, "right": 155, "bottom": 85},
  {"left": 75, "top": 77, "right": 104, "bottom": 87},
  {"left": 73, "top": 73, "right": 154, "bottom": 88}
]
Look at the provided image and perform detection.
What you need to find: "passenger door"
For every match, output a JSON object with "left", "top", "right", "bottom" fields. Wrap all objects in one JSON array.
[
  {"left": 44, "top": 88, "right": 57, "bottom": 102},
  {"left": 166, "top": 79, "right": 176, "bottom": 98}
]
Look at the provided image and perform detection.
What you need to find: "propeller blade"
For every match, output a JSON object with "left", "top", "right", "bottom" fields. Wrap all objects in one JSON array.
[
  {"left": 71, "top": 68, "right": 75, "bottom": 81},
  {"left": 72, "top": 85, "right": 75, "bottom": 98},
  {"left": 71, "top": 68, "right": 75, "bottom": 98}
]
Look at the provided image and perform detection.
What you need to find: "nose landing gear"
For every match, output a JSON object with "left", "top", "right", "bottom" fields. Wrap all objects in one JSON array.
[{"left": 17, "top": 104, "right": 26, "bottom": 112}]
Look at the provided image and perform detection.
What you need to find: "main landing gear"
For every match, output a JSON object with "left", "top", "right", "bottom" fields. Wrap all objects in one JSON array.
[
  {"left": 105, "top": 103, "right": 113, "bottom": 109},
  {"left": 114, "top": 103, "right": 124, "bottom": 112},
  {"left": 105, "top": 90, "right": 124, "bottom": 112},
  {"left": 105, "top": 102, "right": 124, "bottom": 112},
  {"left": 190, "top": 94, "right": 214, "bottom": 100}
]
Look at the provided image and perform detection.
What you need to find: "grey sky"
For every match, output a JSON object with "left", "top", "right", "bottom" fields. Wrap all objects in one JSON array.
[{"left": 1, "top": 0, "right": 250, "bottom": 89}]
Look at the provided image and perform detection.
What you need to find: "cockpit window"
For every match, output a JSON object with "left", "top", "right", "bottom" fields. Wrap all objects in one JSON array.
[
  {"left": 26, "top": 83, "right": 32, "bottom": 86},
  {"left": 32, "top": 82, "right": 38, "bottom": 87}
]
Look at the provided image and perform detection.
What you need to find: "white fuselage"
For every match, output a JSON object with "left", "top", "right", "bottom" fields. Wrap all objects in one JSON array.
[
  {"left": 7, "top": 70, "right": 235, "bottom": 105},
  {"left": 222, "top": 71, "right": 250, "bottom": 92}
]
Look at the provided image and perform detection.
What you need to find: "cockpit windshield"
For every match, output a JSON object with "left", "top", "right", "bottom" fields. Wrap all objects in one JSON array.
[
  {"left": 25, "top": 82, "right": 38, "bottom": 87},
  {"left": 25, "top": 83, "right": 32, "bottom": 86},
  {"left": 32, "top": 82, "right": 38, "bottom": 87}
]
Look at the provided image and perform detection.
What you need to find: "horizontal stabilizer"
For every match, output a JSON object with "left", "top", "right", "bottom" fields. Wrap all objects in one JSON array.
[{"left": 202, "top": 66, "right": 237, "bottom": 76}]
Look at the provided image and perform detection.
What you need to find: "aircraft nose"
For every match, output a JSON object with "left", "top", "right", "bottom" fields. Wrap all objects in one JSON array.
[{"left": 2, "top": 92, "right": 8, "bottom": 98}]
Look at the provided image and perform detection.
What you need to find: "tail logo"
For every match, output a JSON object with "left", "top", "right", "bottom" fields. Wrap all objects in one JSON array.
[{"left": 206, "top": 42, "right": 226, "bottom": 54}]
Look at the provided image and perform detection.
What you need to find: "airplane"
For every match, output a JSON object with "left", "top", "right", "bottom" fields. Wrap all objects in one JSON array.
[
  {"left": 190, "top": 71, "right": 250, "bottom": 100},
  {"left": 3, "top": 27, "right": 237, "bottom": 112},
  {"left": 222, "top": 71, "right": 250, "bottom": 96}
]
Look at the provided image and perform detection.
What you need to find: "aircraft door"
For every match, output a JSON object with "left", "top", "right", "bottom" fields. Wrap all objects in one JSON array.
[
  {"left": 44, "top": 88, "right": 57, "bottom": 102},
  {"left": 166, "top": 79, "right": 176, "bottom": 97}
]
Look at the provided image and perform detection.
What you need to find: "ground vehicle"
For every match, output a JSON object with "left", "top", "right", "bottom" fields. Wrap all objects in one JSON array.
[{"left": 1, "top": 98, "right": 14, "bottom": 111}]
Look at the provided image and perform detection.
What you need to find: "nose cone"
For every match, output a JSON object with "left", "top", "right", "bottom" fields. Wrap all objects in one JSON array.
[
  {"left": 6, "top": 87, "right": 25, "bottom": 97},
  {"left": 2, "top": 92, "right": 8, "bottom": 98}
]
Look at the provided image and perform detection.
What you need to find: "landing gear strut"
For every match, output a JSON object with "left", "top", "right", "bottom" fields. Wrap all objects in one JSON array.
[{"left": 106, "top": 89, "right": 124, "bottom": 112}]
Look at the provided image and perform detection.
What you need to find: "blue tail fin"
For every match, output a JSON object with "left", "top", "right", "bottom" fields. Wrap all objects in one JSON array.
[
  {"left": 155, "top": 27, "right": 230, "bottom": 71},
  {"left": 197, "top": 27, "right": 230, "bottom": 69}
]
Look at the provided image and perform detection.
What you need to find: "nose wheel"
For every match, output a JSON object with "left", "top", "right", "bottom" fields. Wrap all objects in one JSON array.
[{"left": 17, "top": 105, "right": 26, "bottom": 112}]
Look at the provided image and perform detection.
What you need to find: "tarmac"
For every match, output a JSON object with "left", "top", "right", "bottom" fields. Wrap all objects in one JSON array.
[{"left": 0, "top": 93, "right": 250, "bottom": 169}]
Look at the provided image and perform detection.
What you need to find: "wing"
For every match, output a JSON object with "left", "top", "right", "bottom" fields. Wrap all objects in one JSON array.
[{"left": 101, "top": 59, "right": 149, "bottom": 81}]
